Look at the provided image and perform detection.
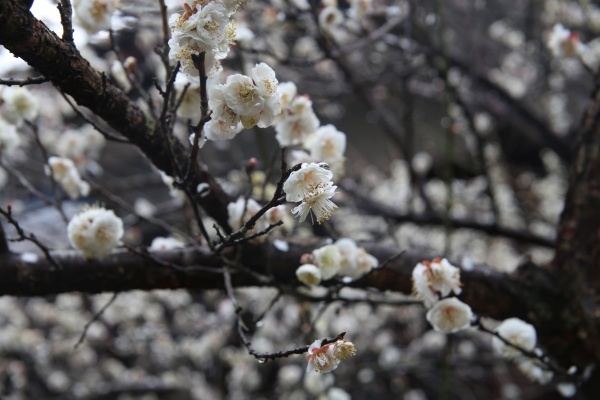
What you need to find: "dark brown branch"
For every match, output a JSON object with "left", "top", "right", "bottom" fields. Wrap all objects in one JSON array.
[
  {"left": 0, "top": 76, "right": 49, "bottom": 86},
  {"left": 0, "top": 240, "right": 547, "bottom": 325},
  {"left": 549, "top": 77, "right": 600, "bottom": 374},
  {"left": 0, "top": 221, "right": 9, "bottom": 254},
  {"left": 57, "top": 0, "right": 74, "bottom": 43}
]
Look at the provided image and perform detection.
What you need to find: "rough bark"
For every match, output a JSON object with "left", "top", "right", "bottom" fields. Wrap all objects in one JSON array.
[
  {"left": 549, "top": 78, "right": 600, "bottom": 397},
  {"left": 0, "top": 240, "right": 546, "bottom": 326}
]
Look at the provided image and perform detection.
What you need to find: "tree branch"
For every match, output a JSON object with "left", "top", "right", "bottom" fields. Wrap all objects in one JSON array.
[{"left": 0, "top": 240, "right": 547, "bottom": 326}]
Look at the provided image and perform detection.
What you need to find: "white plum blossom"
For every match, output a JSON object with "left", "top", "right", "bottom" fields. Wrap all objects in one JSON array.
[
  {"left": 307, "top": 125, "right": 346, "bottom": 164},
  {"left": 306, "top": 339, "right": 339, "bottom": 373},
  {"left": 0, "top": 117, "right": 21, "bottom": 155},
  {"left": 251, "top": 62, "right": 279, "bottom": 98},
  {"left": 547, "top": 24, "right": 586, "bottom": 58},
  {"left": 203, "top": 119, "right": 243, "bottom": 141},
  {"left": 306, "top": 339, "right": 356, "bottom": 373},
  {"left": 45, "top": 157, "right": 90, "bottom": 200},
  {"left": 306, "top": 124, "right": 347, "bottom": 178},
  {"left": 333, "top": 238, "right": 377, "bottom": 278},
  {"left": 73, "top": 0, "right": 116, "bottom": 34},
  {"left": 221, "top": 64, "right": 280, "bottom": 128},
  {"left": 492, "top": 318, "right": 537, "bottom": 358},
  {"left": 168, "top": 0, "right": 236, "bottom": 77},
  {"left": 333, "top": 339, "right": 357, "bottom": 361},
  {"left": 291, "top": 181, "right": 338, "bottom": 224},
  {"left": 334, "top": 238, "right": 358, "bottom": 275},
  {"left": 149, "top": 237, "right": 186, "bottom": 251},
  {"left": 412, "top": 258, "right": 462, "bottom": 308},
  {"left": 283, "top": 163, "right": 333, "bottom": 202},
  {"left": 208, "top": 85, "right": 241, "bottom": 127},
  {"left": 284, "top": 163, "right": 339, "bottom": 224},
  {"left": 275, "top": 95, "right": 320, "bottom": 147},
  {"left": 171, "top": 2, "right": 230, "bottom": 50},
  {"left": 319, "top": 6, "right": 344, "bottom": 30},
  {"left": 1, "top": 86, "right": 39, "bottom": 124},
  {"left": 54, "top": 124, "right": 106, "bottom": 167},
  {"left": 168, "top": 39, "right": 223, "bottom": 77},
  {"left": 277, "top": 82, "right": 298, "bottom": 109},
  {"left": 67, "top": 206, "right": 124, "bottom": 259},
  {"left": 296, "top": 264, "right": 322, "bottom": 286},
  {"left": 354, "top": 247, "right": 379, "bottom": 277},
  {"left": 175, "top": 74, "right": 201, "bottom": 119},
  {"left": 426, "top": 298, "right": 473, "bottom": 334},
  {"left": 312, "top": 244, "right": 342, "bottom": 280}
]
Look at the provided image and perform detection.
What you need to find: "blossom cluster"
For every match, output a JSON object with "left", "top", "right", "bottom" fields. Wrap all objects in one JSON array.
[
  {"left": 412, "top": 259, "right": 574, "bottom": 393},
  {"left": 306, "top": 338, "right": 356, "bottom": 374},
  {"left": 412, "top": 258, "right": 473, "bottom": 333},
  {"left": 67, "top": 206, "right": 124, "bottom": 259},
  {"left": 45, "top": 157, "right": 90, "bottom": 200},
  {"left": 168, "top": 0, "right": 238, "bottom": 78},
  {"left": 207, "top": 62, "right": 281, "bottom": 137},
  {"left": 412, "top": 257, "right": 462, "bottom": 308},
  {"left": 49, "top": 124, "right": 106, "bottom": 170},
  {"left": 295, "top": 238, "right": 378, "bottom": 286},
  {"left": 276, "top": 82, "right": 347, "bottom": 178},
  {"left": 283, "top": 162, "right": 338, "bottom": 224},
  {"left": 274, "top": 82, "right": 320, "bottom": 147}
]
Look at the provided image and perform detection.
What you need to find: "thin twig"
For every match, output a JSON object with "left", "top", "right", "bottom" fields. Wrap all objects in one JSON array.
[
  {"left": 26, "top": 121, "right": 69, "bottom": 223},
  {"left": 473, "top": 318, "right": 572, "bottom": 380},
  {"left": 74, "top": 293, "right": 119, "bottom": 350},
  {"left": 89, "top": 178, "right": 193, "bottom": 242},
  {"left": 223, "top": 261, "right": 345, "bottom": 362},
  {"left": 0, "top": 206, "right": 63, "bottom": 270},
  {"left": 1, "top": 161, "right": 60, "bottom": 210},
  {"left": 57, "top": 0, "right": 74, "bottom": 43},
  {"left": 215, "top": 149, "right": 292, "bottom": 252},
  {"left": 184, "top": 53, "right": 211, "bottom": 184},
  {"left": 59, "top": 92, "right": 129, "bottom": 143}
]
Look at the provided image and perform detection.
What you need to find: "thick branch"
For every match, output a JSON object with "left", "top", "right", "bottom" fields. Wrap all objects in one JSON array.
[
  {"left": 0, "top": 241, "right": 547, "bottom": 326},
  {"left": 550, "top": 78, "right": 600, "bottom": 372},
  {"left": 0, "top": 0, "right": 232, "bottom": 230}
]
